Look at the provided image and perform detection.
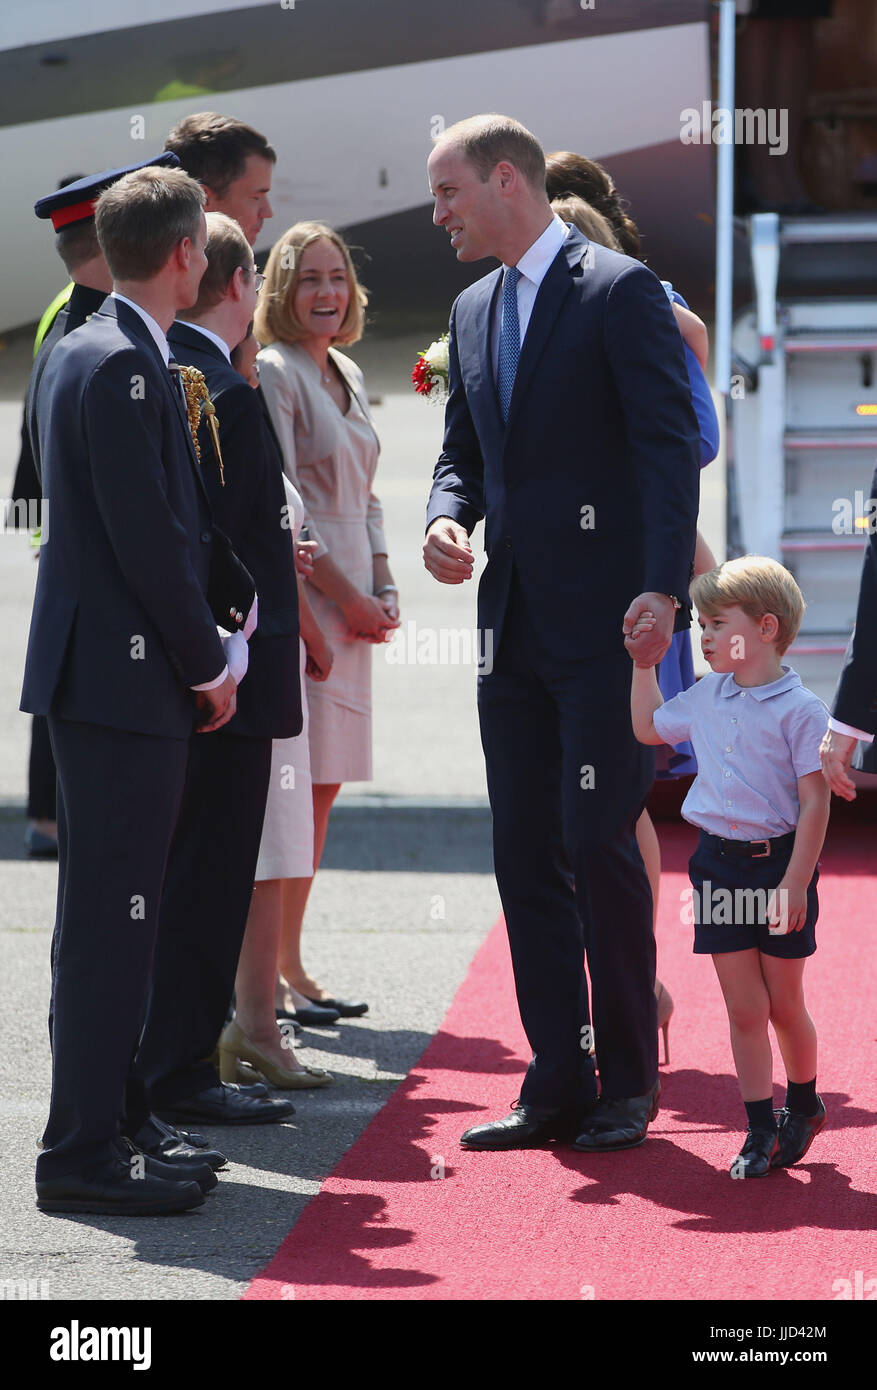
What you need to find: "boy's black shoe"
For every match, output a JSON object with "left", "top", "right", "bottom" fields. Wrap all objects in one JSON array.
[
  {"left": 771, "top": 1097, "right": 826, "bottom": 1168},
  {"left": 729, "top": 1127, "right": 779, "bottom": 1178}
]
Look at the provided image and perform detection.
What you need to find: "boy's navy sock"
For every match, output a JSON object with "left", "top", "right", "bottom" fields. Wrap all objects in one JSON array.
[
  {"left": 744, "top": 1098, "right": 777, "bottom": 1132},
  {"left": 785, "top": 1077, "right": 819, "bottom": 1117}
]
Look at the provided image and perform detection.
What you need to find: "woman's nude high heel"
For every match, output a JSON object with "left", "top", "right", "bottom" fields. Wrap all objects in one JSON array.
[
  {"left": 218, "top": 1019, "right": 334, "bottom": 1089},
  {"left": 655, "top": 980, "right": 674, "bottom": 1066}
]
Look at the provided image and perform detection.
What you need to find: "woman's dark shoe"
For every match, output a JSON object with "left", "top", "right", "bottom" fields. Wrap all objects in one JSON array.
[
  {"left": 730, "top": 1127, "right": 779, "bottom": 1178},
  {"left": 771, "top": 1098, "right": 826, "bottom": 1168},
  {"left": 304, "top": 994, "right": 368, "bottom": 1018},
  {"left": 279, "top": 1003, "right": 340, "bottom": 1027},
  {"left": 272, "top": 1012, "right": 303, "bottom": 1034}
]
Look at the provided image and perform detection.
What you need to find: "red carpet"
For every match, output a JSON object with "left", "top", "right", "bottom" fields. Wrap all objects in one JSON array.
[{"left": 245, "top": 824, "right": 876, "bottom": 1300}]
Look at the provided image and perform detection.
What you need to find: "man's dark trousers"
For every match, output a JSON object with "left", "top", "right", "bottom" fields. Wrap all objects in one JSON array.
[
  {"left": 38, "top": 717, "right": 189, "bottom": 1179},
  {"left": 477, "top": 572, "right": 656, "bottom": 1111},
  {"left": 130, "top": 732, "right": 272, "bottom": 1117}
]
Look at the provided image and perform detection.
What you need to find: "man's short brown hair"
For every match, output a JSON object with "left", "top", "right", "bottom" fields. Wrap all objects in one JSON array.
[
  {"left": 184, "top": 212, "right": 253, "bottom": 316},
  {"left": 440, "top": 114, "right": 546, "bottom": 192},
  {"left": 165, "top": 112, "right": 276, "bottom": 197},
  {"left": 95, "top": 167, "right": 205, "bottom": 281},
  {"left": 55, "top": 221, "right": 101, "bottom": 274}
]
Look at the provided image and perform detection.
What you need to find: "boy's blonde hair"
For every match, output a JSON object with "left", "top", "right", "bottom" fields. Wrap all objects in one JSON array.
[
  {"left": 550, "top": 194, "right": 621, "bottom": 250},
  {"left": 689, "top": 555, "right": 805, "bottom": 656}
]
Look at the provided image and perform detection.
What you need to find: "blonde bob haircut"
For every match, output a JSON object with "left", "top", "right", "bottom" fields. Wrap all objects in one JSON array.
[
  {"left": 689, "top": 555, "right": 805, "bottom": 657},
  {"left": 254, "top": 221, "right": 367, "bottom": 347}
]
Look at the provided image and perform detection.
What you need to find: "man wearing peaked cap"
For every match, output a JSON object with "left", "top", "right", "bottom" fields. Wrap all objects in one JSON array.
[{"left": 22, "top": 164, "right": 256, "bottom": 1217}]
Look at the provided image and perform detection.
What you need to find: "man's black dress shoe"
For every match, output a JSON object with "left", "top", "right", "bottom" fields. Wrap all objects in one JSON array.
[
  {"left": 572, "top": 1082, "right": 660, "bottom": 1151},
  {"left": 460, "top": 1103, "right": 584, "bottom": 1150},
  {"left": 119, "top": 1138, "right": 217, "bottom": 1195},
  {"left": 771, "top": 1097, "right": 826, "bottom": 1168},
  {"left": 157, "top": 1082, "right": 295, "bottom": 1126},
  {"left": 304, "top": 994, "right": 368, "bottom": 1019},
  {"left": 126, "top": 1117, "right": 228, "bottom": 1174},
  {"left": 36, "top": 1154, "right": 204, "bottom": 1216},
  {"left": 730, "top": 1127, "right": 779, "bottom": 1178}
]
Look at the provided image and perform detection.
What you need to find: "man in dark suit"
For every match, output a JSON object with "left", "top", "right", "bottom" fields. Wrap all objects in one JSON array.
[
  {"left": 130, "top": 211, "right": 302, "bottom": 1129},
  {"left": 22, "top": 166, "right": 255, "bottom": 1215},
  {"left": 13, "top": 155, "right": 180, "bottom": 859},
  {"left": 820, "top": 463, "right": 877, "bottom": 797},
  {"left": 424, "top": 115, "right": 700, "bottom": 1151}
]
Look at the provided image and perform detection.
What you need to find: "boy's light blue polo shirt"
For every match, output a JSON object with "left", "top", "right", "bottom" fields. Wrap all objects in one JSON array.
[{"left": 652, "top": 665, "right": 829, "bottom": 840}]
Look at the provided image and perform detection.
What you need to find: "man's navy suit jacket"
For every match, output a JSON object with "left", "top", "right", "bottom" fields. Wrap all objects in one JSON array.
[
  {"left": 426, "top": 225, "right": 701, "bottom": 661},
  {"left": 168, "top": 322, "right": 303, "bottom": 740},
  {"left": 21, "top": 298, "right": 243, "bottom": 739},
  {"left": 832, "top": 461, "right": 877, "bottom": 735}
]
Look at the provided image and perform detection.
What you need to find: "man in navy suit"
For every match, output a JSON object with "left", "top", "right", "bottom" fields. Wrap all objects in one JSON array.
[
  {"left": 820, "top": 462, "right": 877, "bottom": 797},
  {"left": 424, "top": 115, "right": 700, "bottom": 1151},
  {"left": 130, "top": 212, "right": 302, "bottom": 1130},
  {"left": 22, "top": 167, "right": 255, "bottom": 1215}
]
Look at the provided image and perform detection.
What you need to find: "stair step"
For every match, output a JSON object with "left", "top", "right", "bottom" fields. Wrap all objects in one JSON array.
[
  {"left": 784, "top": 432, "right": 877, "bottom": 449},
  {"left": 784, "top": 335, "right": 877, "bottom": 354}
]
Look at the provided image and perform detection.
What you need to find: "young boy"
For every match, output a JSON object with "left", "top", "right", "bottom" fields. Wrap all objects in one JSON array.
[{"left": 628, "top": 557, "right": 831, "bottom": 1177}]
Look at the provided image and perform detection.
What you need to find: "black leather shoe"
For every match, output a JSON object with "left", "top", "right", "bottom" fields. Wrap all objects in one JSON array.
[
  {"left": 460, "top": 1103, "right": 584, "bottom": 1150},
  {"left": 730, "top": 1127, "right": 779, "bottom": 1177},
  {"left": 304, "top": 995, "right": 368, "bottom": 1018},
  {"left": 772, "top": 1098, "right": 826, "bottom": 1168},
  {"left": 572, "top": 1081, "right": 661, "bottom": 1151},
  {"left": 36, "top": 1154, "right": 204, "bottom": 1215},
  {"left": 119, "top": 1138, "right": 217, "bottom": 1195},
  {"left": 157, "top": 1083, "right": 295, "bottom": 1126},
  {"left": 127, "top": 1116, "right": 228, "bottom": 1173}
]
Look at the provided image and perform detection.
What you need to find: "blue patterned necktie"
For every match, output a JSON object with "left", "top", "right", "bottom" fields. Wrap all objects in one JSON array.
[{"left": 497, "top": 265, "right": 521, "bottom": 423}]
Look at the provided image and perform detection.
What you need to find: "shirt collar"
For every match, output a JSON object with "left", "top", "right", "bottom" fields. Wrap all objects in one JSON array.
[
  {"left": 510, "top": 214, "right": 569, "bottom": 289},
  {"left": 719, "top": 664, "right": 802, "bottom": 700},
  {"left": 176, "top": 320, "right": 232, "bottom": 362},
  {"left": 111, "top": 291, "right": 170, "bottom": 366}
]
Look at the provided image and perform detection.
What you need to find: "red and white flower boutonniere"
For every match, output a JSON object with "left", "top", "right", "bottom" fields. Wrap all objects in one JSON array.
[{"left": 411, "top": 333, "right": 450, "bottom": 403}]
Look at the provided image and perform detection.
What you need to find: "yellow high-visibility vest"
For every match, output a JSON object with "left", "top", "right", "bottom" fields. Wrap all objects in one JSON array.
[{"left": 33, "top": 282, "right": 74, "bottom": 356}]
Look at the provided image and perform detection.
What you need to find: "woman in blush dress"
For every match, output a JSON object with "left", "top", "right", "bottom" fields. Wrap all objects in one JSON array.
[
  {"left": 218, "top": 326, "right": 337, "bottom": 1089},
  {"left": 253, "top": 223, "right": 399, "bottom": 1026},
  {"left": 547, "top": 163, "right": 721, "bottom": 1062}
]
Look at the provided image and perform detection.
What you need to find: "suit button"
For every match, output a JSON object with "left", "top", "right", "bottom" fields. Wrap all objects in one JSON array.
[
  {"left": 504, "top": 537, "right": 512, "bottom": 549},
  {"left": 200, "top": 531, "right": 211, "bottom": 543}
]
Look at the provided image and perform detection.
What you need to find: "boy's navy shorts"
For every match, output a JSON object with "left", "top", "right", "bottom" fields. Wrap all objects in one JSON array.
[{"left": 688, "top": 828, "right": 819, "bottom": 959}]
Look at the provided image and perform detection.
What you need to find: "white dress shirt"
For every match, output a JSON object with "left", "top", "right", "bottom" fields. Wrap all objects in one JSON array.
[
  {"left": 828, "top": 716, "right": 874, "bottom": 744},
  {"left": 110, "top": 291, "right": 170, "bottom": 365},
  {"left": 176, "top": 319, "right": 232, "bottom": 362},
  {"left": 491, "top": 214, "right": 569, "bottom": 378}
]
